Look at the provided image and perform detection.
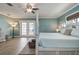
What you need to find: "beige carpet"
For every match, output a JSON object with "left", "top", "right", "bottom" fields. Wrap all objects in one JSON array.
[{"left": 19, "top": 45, "right": 35, "bottom": 55}]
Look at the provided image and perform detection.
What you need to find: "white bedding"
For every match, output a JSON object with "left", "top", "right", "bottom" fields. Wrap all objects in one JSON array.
[
  {"left": 39, "top": 33, "right": 79, "bottom": 40},
  {"left": 38, "top": 33, "right": 79, "bottom": 54},
  {"left": 38, "top": 33, "right": 79, "bottom": 48}
]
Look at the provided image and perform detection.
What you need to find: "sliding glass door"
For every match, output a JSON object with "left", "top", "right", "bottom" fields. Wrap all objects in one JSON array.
[{"left": 20, "top": 20, "right": 35, "bottom": 37}]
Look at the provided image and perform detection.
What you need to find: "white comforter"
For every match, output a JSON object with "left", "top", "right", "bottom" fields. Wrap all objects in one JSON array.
[{"left": 39, "top": 33, "right": 79, "bottom": 48}]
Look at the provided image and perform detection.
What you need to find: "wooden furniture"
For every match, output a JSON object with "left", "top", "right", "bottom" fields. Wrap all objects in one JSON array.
[{"left": 28, "top": 39, "right": 36, "bottom": 49}]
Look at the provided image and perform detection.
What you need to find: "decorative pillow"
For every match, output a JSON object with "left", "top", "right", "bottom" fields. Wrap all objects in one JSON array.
[
  {"left": 38, "top": 39, "right": 42, "bottom": 46},
  {"left": 76, "top": 26, "right": 79, "bottom": 29},
  {"left": 75, "top": 22, "right": 79, "bottom": 26},
  {"left": 64, "top": 29, "right": 72, "bottom": 35},
  {"left": 60, "top": 28, "right": 66, "bottom": 34},
  {"left": 71, "top": 29, "right": 79, "bottom": 37}
]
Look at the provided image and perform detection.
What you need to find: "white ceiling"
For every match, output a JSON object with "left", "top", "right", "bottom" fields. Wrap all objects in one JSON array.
[{"left": 0, "top": 3, "right": 77, "bottom": 18}]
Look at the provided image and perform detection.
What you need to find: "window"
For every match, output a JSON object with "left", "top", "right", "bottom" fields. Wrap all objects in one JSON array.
[
  {"left": 21, "top": 22, "right": 27, "bottom": 36},
  {"left": 29, "top": 23, "right": 35, "bottom": 35}
]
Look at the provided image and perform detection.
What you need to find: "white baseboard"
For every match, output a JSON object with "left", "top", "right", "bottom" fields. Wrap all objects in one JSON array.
[
  {"left": 14, "top": 36, "right": 20, "bottom": 38},
  {"left": 0, "top": 39, "right": 6, "bottom": 42},
  {"left": 8, "top": 36, "right": 20, "bottom": 38}
]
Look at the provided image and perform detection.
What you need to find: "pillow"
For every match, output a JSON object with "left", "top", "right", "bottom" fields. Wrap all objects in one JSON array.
[
  {"left": 64, "top": 29, "right": 72, "bottom": 35},
  {"left": 76, "top": 26, "right": 79, "bottom": 29},
  {"left": 71, "top": 29, "right": 79, "bottom": 37},
  {"left": 60, "top": 28, "right": 66, "bottom": 34},
  {"left": 75, "top": 22, "right": 79, "bottom": 26},
  {"left": 38, "top": 39, "right": 42, "bottom": 46}
]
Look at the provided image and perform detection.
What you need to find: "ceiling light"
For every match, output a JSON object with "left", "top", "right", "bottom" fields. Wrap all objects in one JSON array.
[
  {"left": 27, "top": 8, "right": 32, "bottom": 12},
  {"left": 9, "top": 22, "right": 17, "bottom": 27}
]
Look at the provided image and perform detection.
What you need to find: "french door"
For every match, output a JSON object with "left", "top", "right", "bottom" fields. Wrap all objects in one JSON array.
[{"left": 20, "top": 20, "right": 35, "bottom": 37}]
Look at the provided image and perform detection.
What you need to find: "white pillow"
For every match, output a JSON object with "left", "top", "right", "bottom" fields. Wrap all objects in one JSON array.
[
  {"left": 60, "top": 28, "right": 66, "bottom": 34},
  {"left": 71, "top": 29, "right": 79, "bottom": 37},
  {"left": 76, "top": 26, "right": 79, "bottom": 29},
  {"left": 75, "top": 22, "right": 79, "bottom": 26}
]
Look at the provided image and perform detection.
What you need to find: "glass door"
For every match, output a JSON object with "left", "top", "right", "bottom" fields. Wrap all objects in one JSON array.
[
  {"left": 29, "top": 22, "right": 35, "bottom": 36},
  {"left": 21, "top": 22, "right": 27, "bottom": 36},
  {"left": 20, "top": 20, "right": 35, "bottom": 37}
]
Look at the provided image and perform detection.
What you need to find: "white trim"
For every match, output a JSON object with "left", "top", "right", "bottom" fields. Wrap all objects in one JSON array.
[
  {"left": 14, "top": 36, "right": 20, "bottom": 38},
  {"left": 36, "top": 10, "right": 39, "bottom": 55},
  {"left": 58, "top": 3, "right": 79, "bottom": 18},
  {"left": 8, "top": 36, "right": 12, "bottom": 39},
  {"left": 8, "top": 36, "right": 20, "bottom": 39}
]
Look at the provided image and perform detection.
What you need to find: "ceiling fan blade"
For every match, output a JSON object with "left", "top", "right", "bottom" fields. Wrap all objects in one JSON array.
[
  {"left": 32, "top": 11, "right": 35, "bottom": 14},
  {"left": 33, "top": 8, "right": 39, "bottom": 10},
  {"left": 6, "top": 3, "right": 13, "bottom": 6}
]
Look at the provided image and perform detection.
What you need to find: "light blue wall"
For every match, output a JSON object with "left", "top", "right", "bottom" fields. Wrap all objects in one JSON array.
[
  {"left": 0, "top": 15, "right": 19, "bottom": 37},
  {"left": 39, "top": 18, "right": 57, "bottom": 32},
  {"left": 10, "top": 22, "right": 20, "bottom": 36},
  {"left": 57, "top": 5, "right": 79, "bottom": 24},
  {"left": 0, "top": 15, "right": 10, "bottom": 36}
]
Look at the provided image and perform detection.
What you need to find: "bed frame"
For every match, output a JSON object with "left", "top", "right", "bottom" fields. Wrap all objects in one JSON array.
[{"left": 38, "top": 47, "right": 79, "bottom": 55}]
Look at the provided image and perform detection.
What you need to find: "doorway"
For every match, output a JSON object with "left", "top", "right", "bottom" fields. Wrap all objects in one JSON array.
[{"left": 20, "top": 20, "right": 35, "bottom": 37}]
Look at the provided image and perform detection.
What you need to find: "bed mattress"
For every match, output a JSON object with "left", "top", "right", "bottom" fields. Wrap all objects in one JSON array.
[{"left": 39, "top": 33, "right": 79, "bottom": 48}]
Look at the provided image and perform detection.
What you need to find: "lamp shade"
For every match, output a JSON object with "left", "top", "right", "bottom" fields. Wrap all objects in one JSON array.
[{"left": 9, "top": 22, "right": 18, "bottom": 27}]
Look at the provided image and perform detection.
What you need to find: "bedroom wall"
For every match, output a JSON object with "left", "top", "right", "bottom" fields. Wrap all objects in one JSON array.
[
  {"left": 0, "top": 15, "right": 11, "bottom": 37},
  {"left": 0, "top": 14, "right": 19, "bottom": 38},
  {"left": 57, "top": 4, "right": 79, "bottom": 24},
  {"left": 39, "top": 18, "right": 57, "bottom": 32}
]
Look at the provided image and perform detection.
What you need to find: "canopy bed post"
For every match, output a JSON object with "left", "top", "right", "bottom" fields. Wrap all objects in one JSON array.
[{"left": 36, "top": 10, "right": 39, "bottom": 55}]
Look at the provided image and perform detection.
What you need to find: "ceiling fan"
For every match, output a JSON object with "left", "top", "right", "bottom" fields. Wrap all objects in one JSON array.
[
  {"left": 6, "top": 3, "right": 13, "bottom": 6},
  {"left": 25, "top": 3, "right": 39, "bottom": 14},
  {"left": 6, "top": 3, "right": 39, "bottom": 14}
]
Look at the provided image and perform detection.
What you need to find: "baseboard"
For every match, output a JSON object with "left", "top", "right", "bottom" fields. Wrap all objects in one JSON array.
[
  {"left": 14, "top": 36, "right": 20, "bottom": 38},
  {"left": 8, "top": 36, "right": 20, "bottom": 38},
  {"left": 8, "top": 36, "right": 12, "bottom": 39}
]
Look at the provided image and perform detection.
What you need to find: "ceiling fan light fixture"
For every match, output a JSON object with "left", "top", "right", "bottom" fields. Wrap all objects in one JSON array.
[
  {"left": 27, "top": 8, "right": 32, "bottom": 12},
  {"left": 25, "top": 3, "right": 39, "bottom": 14}
]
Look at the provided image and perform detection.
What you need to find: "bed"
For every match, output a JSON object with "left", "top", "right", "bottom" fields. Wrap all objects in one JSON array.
[{"left": 38, "top": 33, "right": 79, "bottom": 55}]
